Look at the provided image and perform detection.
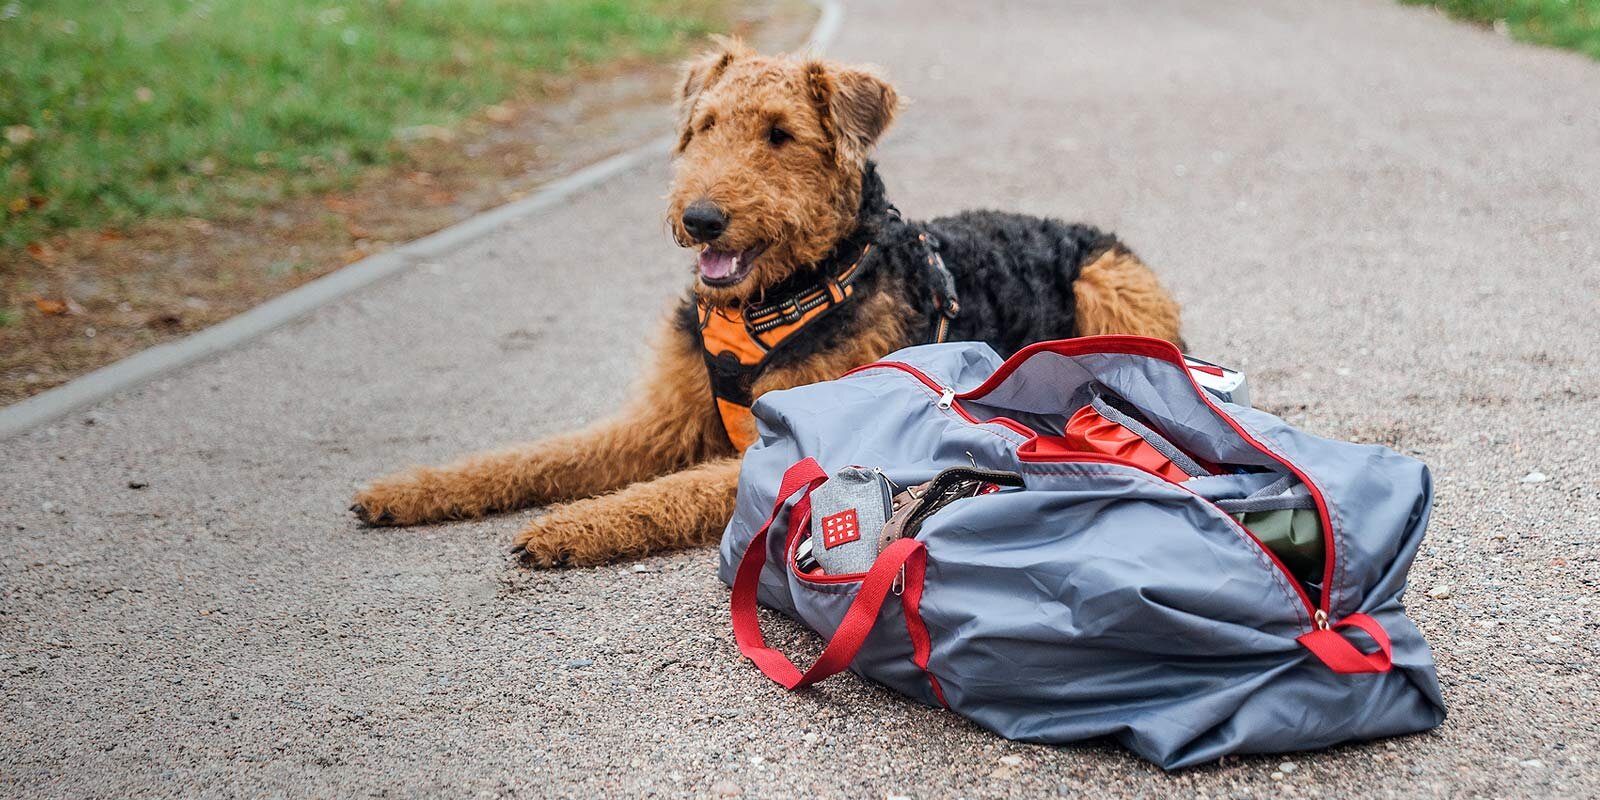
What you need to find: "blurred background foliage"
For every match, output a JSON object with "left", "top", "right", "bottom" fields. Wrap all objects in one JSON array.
[{"left": 1403, "top": 1, "right": 1600, "bottom": 61}]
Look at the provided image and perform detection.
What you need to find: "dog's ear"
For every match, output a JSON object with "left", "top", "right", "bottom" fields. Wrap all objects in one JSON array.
[
  {"left": 806, "top": 60, "right": 901, "bottom": 166},
  {"left": 674, "top": 36, "right": 750, "bottom": 154}
]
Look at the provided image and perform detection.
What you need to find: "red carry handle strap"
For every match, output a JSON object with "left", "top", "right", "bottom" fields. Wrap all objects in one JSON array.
[
  {"left": 732, "top": 458, "right": 929, "bottom": 690},
  {"left": 1296, "top": 612, "right": 1393, "bottom": 674}
]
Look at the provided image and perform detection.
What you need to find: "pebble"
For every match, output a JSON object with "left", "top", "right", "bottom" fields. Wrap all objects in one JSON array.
[
  {"left": 1427, "top": 585, "right": 1452, "bottom": 600},
  {"left": 1270, "top": 771, "right": 1284, "bottom": 780},
  {"left": 42, "top": 501, "right": 65, "bottom": 515},
  {"left": 999, "top": 754, "right": 1024, "bottom": 766},
  {"left": 1520, "top": 758, "right": 1545, "bottom": 769},
  {"left": 565, "top": 658, "right": 594, "bottom": 669},
  {"left": 710, "top": 780, "right": 740, "bottom": 797},
  {"left": 1520, "top": 471, "right": 1549, "bottom": 483},
  {"left": 1278, "top": 761, "right": 1297, "bottom": 773}
]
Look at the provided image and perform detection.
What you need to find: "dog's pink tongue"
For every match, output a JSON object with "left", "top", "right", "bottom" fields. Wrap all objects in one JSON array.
[{"left": 698, "top": 249, "right": 736, "bottom": 279}]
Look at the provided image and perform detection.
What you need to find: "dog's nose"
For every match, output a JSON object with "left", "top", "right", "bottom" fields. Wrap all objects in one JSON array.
[{"left": 681, "top": 201, "right": 728, "bottom": 243}]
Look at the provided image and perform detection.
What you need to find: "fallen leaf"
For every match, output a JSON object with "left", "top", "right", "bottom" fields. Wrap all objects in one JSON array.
[
  {"left": 8, "top": 197, "right": 26, "bottom": 214},
  {"left": 98, "top": 229, "right": 125, "bottom": 242},
  {"left": 34, "top": 298, "right": 68, "bottom": 315},
  {"left": 423, "top": 189, "right": 456, "bottom": 206},
  {"left": 25, "top": 242, "right": 55, "bottom": 263},
  {"left": 340, "top": 248, "right": 366, "bottom": 265},
  {"left": 134, "top": 86, "right": 154, "bottom": 103},
  {"left": 4, "top": 124, "right": 35, "bottom": 145}
]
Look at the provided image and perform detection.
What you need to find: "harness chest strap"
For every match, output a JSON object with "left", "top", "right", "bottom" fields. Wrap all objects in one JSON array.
[
  {"left": 697, "top": 232, "right": 961, "bottom": 450},
  {"left": 697, "top": 244, "right": 871, "bottom": 450}
]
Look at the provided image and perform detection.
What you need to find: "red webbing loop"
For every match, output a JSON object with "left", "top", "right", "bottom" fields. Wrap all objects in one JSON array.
[
  {"left": 1296, "top": 612, "right": 1393, "bottom": 674},
  {"left": 731, "top": 459, "right": 931, "bottom": 690}
]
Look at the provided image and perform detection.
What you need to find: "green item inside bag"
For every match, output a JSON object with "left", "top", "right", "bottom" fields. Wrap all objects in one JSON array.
[{"left": 1233, "top": 507, "right": 1323, "bottom": 582}]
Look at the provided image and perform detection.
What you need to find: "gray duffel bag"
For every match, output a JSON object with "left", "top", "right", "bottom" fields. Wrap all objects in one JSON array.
[{"left": 719, "top": 335, "right": 1445, "bottom": 769}]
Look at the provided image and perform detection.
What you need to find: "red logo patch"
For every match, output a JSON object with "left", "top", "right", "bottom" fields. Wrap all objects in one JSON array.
[{"left": 820, "top": 509, "right": 861, "bottom": 549}]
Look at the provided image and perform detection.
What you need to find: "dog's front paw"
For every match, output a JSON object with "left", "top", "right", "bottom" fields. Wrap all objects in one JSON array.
[
  {"left": 510, "top": 520, "right": 570, "bottom": 568},
  {"left": 510, "top": 505, "right": 623, "bottom": 568},
  {"left": 350, "top": 469, "right": 452, "bottom": 527}
]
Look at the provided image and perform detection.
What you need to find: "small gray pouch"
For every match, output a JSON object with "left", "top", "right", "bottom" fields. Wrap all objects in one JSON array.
[{"left": 807, "top": 466, "right": 894, "bottom": 575}]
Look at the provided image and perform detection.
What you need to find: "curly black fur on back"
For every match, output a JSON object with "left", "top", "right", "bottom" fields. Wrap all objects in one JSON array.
[{"left": 675, "top": 161, "right": 1123, "bottom": 372}]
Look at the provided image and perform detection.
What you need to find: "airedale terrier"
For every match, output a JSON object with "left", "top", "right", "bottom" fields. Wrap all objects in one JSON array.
[{"left": 351, "top": 39, "right": 1184, "bottom": 566}]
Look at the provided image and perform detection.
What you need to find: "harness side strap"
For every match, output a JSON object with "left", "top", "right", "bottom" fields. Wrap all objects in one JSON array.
[{"left": 732, "top": 458, "right": 930, "bottom": 690}]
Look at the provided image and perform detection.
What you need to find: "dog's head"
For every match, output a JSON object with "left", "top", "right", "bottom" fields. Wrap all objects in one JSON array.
[{"left": 666, "top": 39, "right": 901, "bottom": 305}]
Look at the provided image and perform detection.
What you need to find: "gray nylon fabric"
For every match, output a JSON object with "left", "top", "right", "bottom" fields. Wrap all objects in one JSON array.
[{"left": 717, "top": 341, "right": 1445, "bottom": 769}]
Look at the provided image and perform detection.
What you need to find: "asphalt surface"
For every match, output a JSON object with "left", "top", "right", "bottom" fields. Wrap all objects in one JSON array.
[{"left": 4, "top": 1, "right": 1599, "bottom": 797}]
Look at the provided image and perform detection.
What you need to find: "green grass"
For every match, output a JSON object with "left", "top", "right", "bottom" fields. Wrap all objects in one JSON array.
[
  {"left": 1403, "top": 0, "right": 1600, "bottom": 60},
  {"left": 0, "top": 0, "right": 726, "bottom": 247}
]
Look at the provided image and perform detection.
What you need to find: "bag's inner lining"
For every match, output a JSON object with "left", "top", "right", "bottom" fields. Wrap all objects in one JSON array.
[{"left": 964, "top": 379, "right": 1327, "bottom": 585}]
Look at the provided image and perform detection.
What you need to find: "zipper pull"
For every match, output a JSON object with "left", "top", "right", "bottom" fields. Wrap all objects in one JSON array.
[
  {"left": 1314, "top": 609, "right": 1330, "bottom": 630},
  {"left": 936, "top": 387, "right": 955, "bottom": 410}
]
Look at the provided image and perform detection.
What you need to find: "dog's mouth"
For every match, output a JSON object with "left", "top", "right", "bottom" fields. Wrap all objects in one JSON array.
[{"left": 697, "top": 243, "right": 767, "bottom": 286}]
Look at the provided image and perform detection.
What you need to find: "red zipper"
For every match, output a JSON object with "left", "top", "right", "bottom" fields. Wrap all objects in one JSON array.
[
  {"left": 842, "top": 356, "right": 1333, "bottom": 631},
  {"left": 789, "top": 532, "right": 876, "bottom": 584},
  {"left": 841, "top": 362, "right": 1168, "bottom": 476}
]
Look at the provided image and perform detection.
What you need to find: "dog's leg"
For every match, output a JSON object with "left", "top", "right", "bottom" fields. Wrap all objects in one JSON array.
[
  {"left": 352, "top": 317, "right": 725, "bottom": 526},
  {"left": 512, "top": 457, "right": 741, "bottom": 567},
  {"left": 1073, "top": 247, "right": 1185, "bottom": 346}
]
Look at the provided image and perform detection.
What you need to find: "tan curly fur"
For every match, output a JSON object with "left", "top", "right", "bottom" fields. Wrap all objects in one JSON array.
[
  {"left": 352, "top": 41, "right": 1182, "bottom": 567},
  {"left": 1072, "top": 248, "right": 1185, "bottom": 344}
]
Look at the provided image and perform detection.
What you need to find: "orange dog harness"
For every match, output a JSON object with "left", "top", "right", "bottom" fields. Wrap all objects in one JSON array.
[
  {"left": 696, "top": 245, "right": 872, "bottom": 450},
  {"left": 696, "top": 229, "right": 962, "bottom": 450}
]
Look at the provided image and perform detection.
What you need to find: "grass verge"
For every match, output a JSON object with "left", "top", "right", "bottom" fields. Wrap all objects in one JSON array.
[
  {"left": 1402, "top": 0, "right": 1600, "bottom": 60},
  {"left": 1, "top": 0, "right": 727, "bottom": 248}
]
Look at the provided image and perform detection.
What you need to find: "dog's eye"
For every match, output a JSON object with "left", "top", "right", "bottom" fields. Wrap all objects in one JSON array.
[
  {"left": 697, "top": 115, "right": 715, "bottom": 133},
  {"left": 767, "top": 125, "right": 792, "bottom": 146}
]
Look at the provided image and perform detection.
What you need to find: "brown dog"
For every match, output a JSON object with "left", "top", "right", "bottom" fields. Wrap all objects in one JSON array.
[{"left": 351, "top": 40, "right": 1183, "bottom": 566}]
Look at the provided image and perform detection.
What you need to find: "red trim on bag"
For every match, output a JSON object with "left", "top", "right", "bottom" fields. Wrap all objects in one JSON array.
[
  {"left": 843, "top": 338, "right": 1370, "bottom": 658},
  {"left": 1173, "top": 482, "right": 1319, "bottom": 623},
  {"left": 955, "top": 335, "right": 1188, "bottom": 399},
  {"left": 940, "top": 335, "right": 1343, "bottom": 626},
  {"left": 842, "top": 361, "right": 1172, "bottom": 479},
  {"left": 1296, "top": 612, "right": 1393, "bottom": 673},
  {"left": 899, "top": 549, "right": 948, "bottom": 706},
  {"left": 735, "top": 458, "right": 947, "bottom": 695}
]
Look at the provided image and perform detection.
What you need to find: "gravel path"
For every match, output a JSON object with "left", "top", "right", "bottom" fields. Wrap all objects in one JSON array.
[{"left": 4, "top": 1, "right": 1598, "bottom": 797}]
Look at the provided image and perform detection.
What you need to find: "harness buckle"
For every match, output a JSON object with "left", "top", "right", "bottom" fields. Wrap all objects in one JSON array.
[{"left": 778, "top": 298, "right": 802, "bottom": 323}]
